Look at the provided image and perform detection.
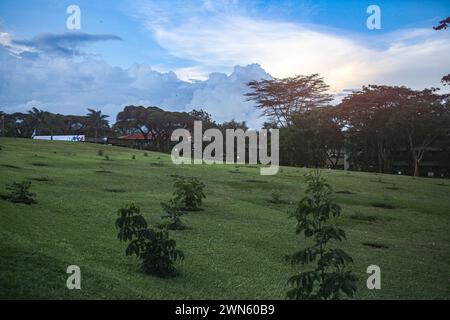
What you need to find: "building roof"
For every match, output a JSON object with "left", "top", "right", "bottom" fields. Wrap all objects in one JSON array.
[{"left": 118, "top": 133, "right": 154, "bottom": 140}]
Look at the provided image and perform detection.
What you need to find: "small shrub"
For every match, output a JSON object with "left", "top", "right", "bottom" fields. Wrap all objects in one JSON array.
[
  {"left": 98, "top": 150, "right": 104, "bottom": 156},
  {"left": 132, "top": 155, "right": 136, "bottom": 160},
  {"left": 2, "top": 180, "right": 36, "bottom": 204},
  {"left": 286, "top": 171, "right": 357, "bottom": 300},
  {"left": 269, "top": 191, "right": 283, "bottom": 204},
  {"left": 104, "top": 155, "right": 110, "bottom": 161},
  {"left": 173, "top": 176, "right": 206, "bottom": 211},
  {"left": 160, "top": 200, "right": 187, "bottom": 230},
  {"left": 144, "top": 152, "right": 149, "bottom": 157},
  {"left": 115, "top": 203, "right": 184, "bottom": 277}
]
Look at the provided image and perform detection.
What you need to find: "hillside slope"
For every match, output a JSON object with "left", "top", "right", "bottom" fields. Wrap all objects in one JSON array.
[{"left": 0, "top": 138, "right": 449, "bottom": 299}]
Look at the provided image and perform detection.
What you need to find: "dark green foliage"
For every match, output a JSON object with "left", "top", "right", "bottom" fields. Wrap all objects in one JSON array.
[
  {"left": 287, "top": 171, "right": 357, "bottom": 300},
  {"left": 173, "top": 176, "right": 206, "bottom": 211},
  {"left": 97, "top": 150, "right": 104, "bottom": 156},
  {"left": 115, "top": 203, "right": 184, "bottom": 277},
  {"left": 269, "top": 191, "right": 283, "bottom": 204},
  {"left": 160, "top": 200, "right": 187, "bottom": 230},
  {"left": 2, "top": 180, "right": 36, "bottom": 204},
  {"left": 132, "top": 155, "right": 136, "bottom": 160},
  {"left": 104, "top": 155, "right": 110, "bottom": 161},
  {"left": 144, "top": 152, "right": 148, "bottom": 157}
]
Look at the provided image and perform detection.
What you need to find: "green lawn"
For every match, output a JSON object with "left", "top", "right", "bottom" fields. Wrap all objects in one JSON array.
[{"left": 0, "top": 137, "right": 449, "bottom": 299}]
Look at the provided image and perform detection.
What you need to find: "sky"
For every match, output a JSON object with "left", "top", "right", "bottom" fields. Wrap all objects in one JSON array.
[{"left": 0, "top": 0, "right": 449, "bottom": 128}]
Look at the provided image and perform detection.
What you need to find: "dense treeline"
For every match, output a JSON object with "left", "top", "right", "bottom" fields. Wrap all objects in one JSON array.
[
  {"left": 1, "top": 77, "right": 449, "bottom": 177},
  {"left": 247, "top": 77, "right": 450, "bottom": 177},
  {"left": 0, "top": 108, "right": 111, "bottom": 140}
]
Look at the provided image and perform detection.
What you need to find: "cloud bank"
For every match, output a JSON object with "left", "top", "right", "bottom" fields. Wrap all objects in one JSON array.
[{"left": 0, "top": 34, "right": 271, "bottom": 128}]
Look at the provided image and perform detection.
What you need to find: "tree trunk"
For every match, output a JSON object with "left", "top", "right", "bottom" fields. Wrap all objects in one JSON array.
[{"left": 414, "top": 159, "right": 420, "bottom": 177}]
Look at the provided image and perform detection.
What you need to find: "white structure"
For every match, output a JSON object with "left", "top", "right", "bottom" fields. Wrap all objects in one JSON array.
[{"left": 32, "top": 135, "right": 85, "bottom": 142}]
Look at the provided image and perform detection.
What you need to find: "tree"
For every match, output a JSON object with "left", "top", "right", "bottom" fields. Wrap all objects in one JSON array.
[
  {"left": 433, "top": 16, "right": 450, "bottom": 88},
  {"left": 442, "top": 74, "right": 450, "bottom": 86},
  {"left": 433, "top": 17, "right": 450, "bottom": 30},
  {"left": 388, "top": 89, "right": 450, "bottom": 177},
  {"left": 287, "top": 171, "right": 357, "bottom": 300},
  {"left": 173, "top": 176, "right": 206, "bottom": 211},
  {"left": 246, "top": 74, "right": 332, "bottom": 127},
  {"left": 86, "top": 109, "right": 109, "bottom": 141},
  {"left": 115, "top": 203, "right": 184, "bottom": 277},
  {"left": 28, "top": 107, "right": 47, "bottom": 136},
  {"left": 337, "top": 85, "right": 414, "bottom": 173},
  {"left": 287, "top": 108, "right": 345, "bottom": 168},
  {"left": 115, "top": 106, "right": 195, "bottom": 151},
  {"left": 189, "top": 109, "right": 216, "bottom": 129},
  {"left": 219, "top": 119, "right": 248, "bottom": 131}
]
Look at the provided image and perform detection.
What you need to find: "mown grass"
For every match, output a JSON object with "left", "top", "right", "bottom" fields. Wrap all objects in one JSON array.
[{"left": 0, "top": 137, "right": 449, "bottom": 299}]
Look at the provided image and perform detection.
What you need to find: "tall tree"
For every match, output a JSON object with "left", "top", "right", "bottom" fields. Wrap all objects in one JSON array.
[
  {"left": 27, "top": 107, "right": 47, "bottom": 136},
  {"left": 337, "top": 85, "right": 413, "bottom": 173},
  {"left": 388, "top": 89, "right": 450, "bottom": 177},
  {"left": 246, "top": 74, "right": 332, "bottom": 128},
  {"left": 115, "top": 106, "right": 195, "bottom": 151},
  {"left": 86, "top": 109, "right": 109, "bottom": 141}
]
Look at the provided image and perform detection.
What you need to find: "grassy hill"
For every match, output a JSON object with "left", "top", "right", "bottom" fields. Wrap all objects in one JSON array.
[{"left": 0, "top": 137, "right": 449, "bottom": 299}]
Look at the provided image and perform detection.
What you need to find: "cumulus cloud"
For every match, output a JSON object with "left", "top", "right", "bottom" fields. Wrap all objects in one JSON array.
[{"left": 0, "top": 41, "right": 271, "bottom": 128}]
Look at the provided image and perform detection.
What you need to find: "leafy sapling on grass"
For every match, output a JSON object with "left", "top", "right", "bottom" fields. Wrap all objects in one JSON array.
[
  {"left": 173, "top": 176, "right": 206, "bottom": 211},
  {"left": 115, "top": 203, "right": 184, "bottom": 277},
  {"left": 287, "top": 171, "right": 357, "bottom": 300},
  {"left": 2, "top": 180, "right": 37, "bottom": 204},
  {"left": 160, "top": 200, "right": 187, "bottom": 230}
]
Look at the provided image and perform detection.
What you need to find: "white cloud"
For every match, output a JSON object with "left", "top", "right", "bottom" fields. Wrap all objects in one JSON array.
[
  {"left": 0, "top": 43, "right": 271, "bottom": 128},
  {"left": 0, "top": 32, "right": 35, "bottom": 56},
  {"left": 134, "top": 2, "right": 450, "bottom": 91}
]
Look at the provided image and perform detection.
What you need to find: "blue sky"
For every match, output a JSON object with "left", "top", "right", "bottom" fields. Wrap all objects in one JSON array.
[{"left": 0, "top": 0, "right": 449, "bottom": 127}]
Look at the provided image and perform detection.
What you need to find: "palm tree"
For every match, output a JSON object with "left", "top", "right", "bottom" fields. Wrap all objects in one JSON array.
[
  {"left": 86, "top": 109, "right": 109, "bottom": 141},
  {"left": 28, "top": 107, "right": 47, "bottom": 136}
]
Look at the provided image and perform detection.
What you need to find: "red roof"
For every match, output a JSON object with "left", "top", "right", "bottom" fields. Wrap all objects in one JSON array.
[{"left": 119, "top": 133, "right": 155, "bottom": 140}]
